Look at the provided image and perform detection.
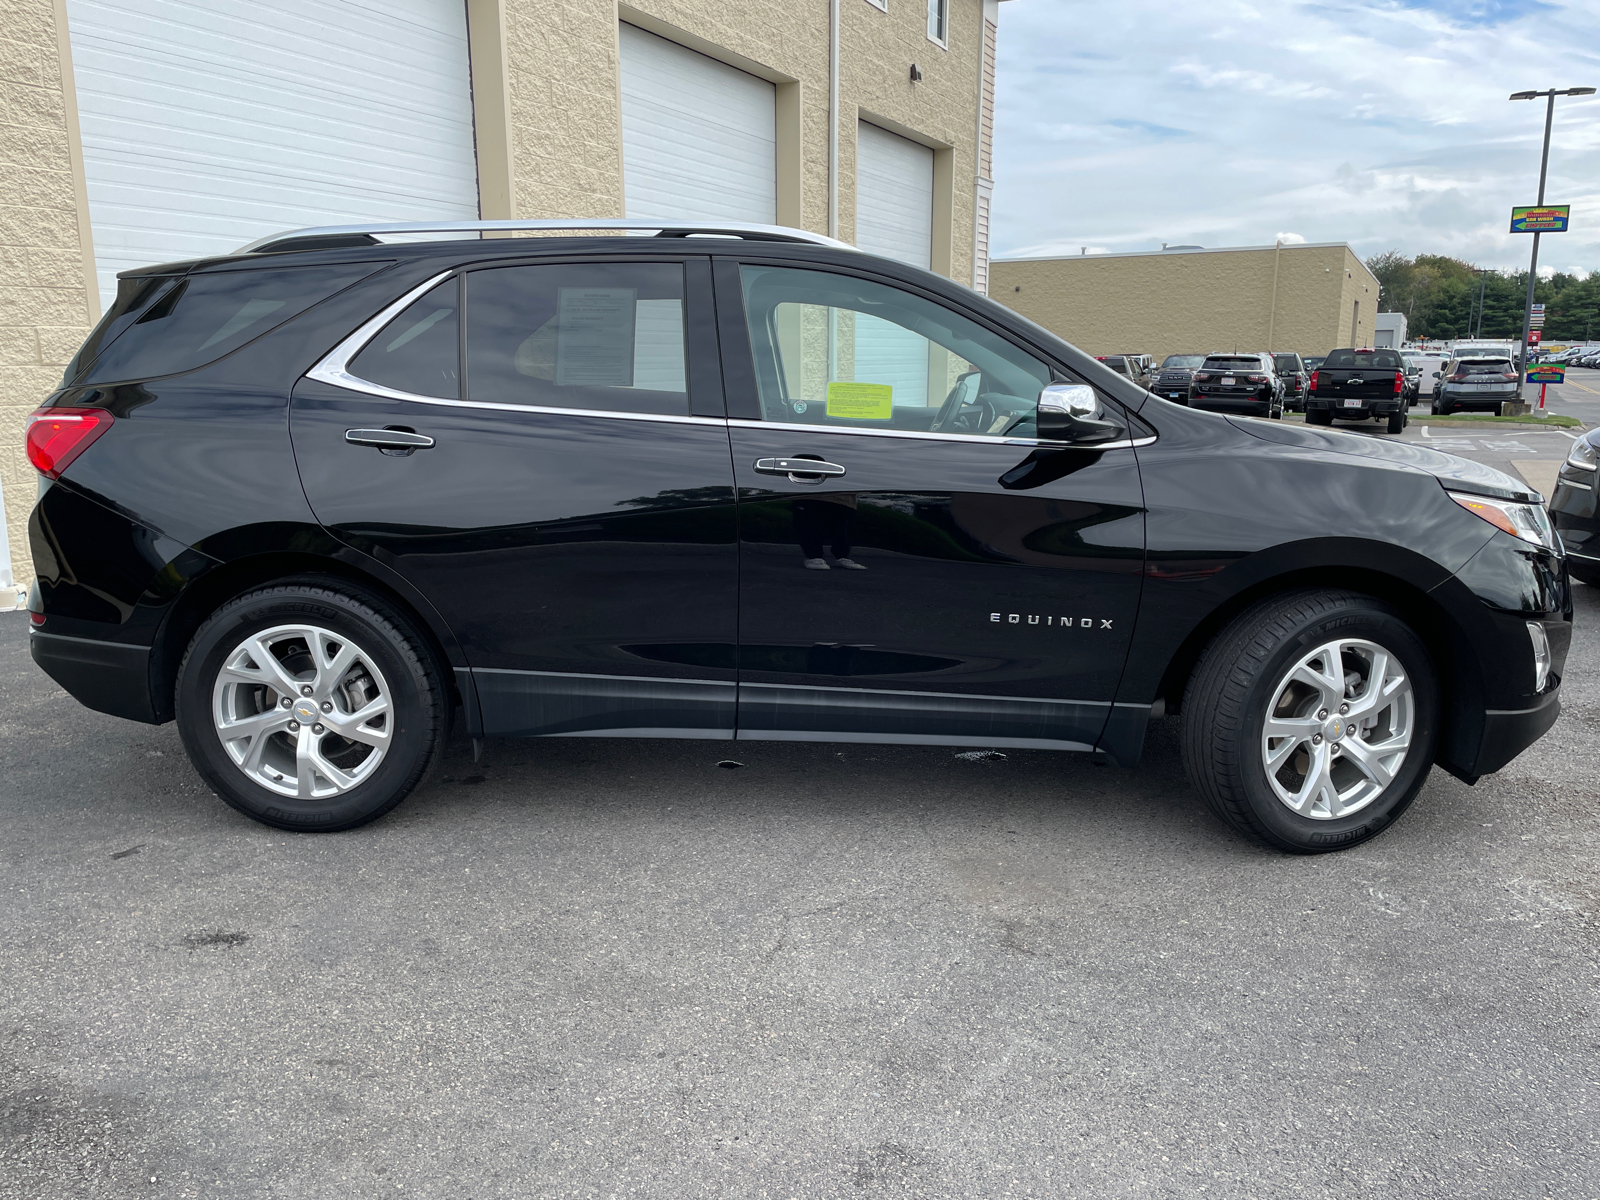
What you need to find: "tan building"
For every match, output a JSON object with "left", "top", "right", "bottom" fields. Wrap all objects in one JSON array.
[
  {"left": 0, "top": 0, "right": 1009, "bottom": 593},
  {"left": 991, "top": 242, "right": 1382, "bottom": 365}
]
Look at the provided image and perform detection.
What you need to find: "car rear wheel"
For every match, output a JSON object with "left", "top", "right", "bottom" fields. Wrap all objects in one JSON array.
[
  {"left": 1386, "top": 409, "right": 1405, "bottom": 434},
  {"left": 1182, "top": 589, "right": 1438, "bottom": 853},
  {"left": 176, "top": 583, "right": 448, "bottom": 832}
]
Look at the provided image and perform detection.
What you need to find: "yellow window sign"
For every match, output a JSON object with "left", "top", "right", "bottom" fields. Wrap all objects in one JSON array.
[{"left": 826, "top": 381, "right": 893, "bottom": 420}]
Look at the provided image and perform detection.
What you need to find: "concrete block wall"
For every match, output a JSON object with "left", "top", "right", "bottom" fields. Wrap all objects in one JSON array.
[
  {"left": 0, "top": 0, "right": 95, "bottom": 594},
  {"left": 991, "top": 244, "right": 1383, "bottom": 363}
]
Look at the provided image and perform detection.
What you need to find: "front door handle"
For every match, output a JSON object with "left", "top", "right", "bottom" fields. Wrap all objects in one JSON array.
[
  {"left": 753, "top": 457, "right": 846, "bottom": 483},
  {"left": 346, "top": 428, "right": 435, "bottom": 456}
]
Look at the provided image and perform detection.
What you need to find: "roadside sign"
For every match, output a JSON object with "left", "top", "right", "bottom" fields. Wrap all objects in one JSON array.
[
  {"left": 1526, "top": 364, "right": 1565, "bottom": 383},
  {"left": 1529, "top": 330, "right": 1542, "bottom": 344},
  {"left": 1510, "top": 205, "right": 1570, "bottom": 233}
]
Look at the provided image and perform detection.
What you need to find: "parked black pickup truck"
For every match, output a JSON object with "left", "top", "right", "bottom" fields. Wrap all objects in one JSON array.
[{"left": 1305, "top": 348, "right": 1409, "bottom": 434}]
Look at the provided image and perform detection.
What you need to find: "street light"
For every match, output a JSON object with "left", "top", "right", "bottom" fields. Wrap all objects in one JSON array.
[{"left": 1509, "top": 87, "right": 1596, "bottom": 399}]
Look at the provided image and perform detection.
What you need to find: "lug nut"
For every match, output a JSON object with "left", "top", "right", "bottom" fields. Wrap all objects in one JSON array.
[
  {"left": 280, "top": 697, "right": 292, "bottom": 709},
  {"left": 288, "top": 720, "right": 300, "bottom": 732},
  {"left": 1339, "top": 702, "right": 1350, "bottom": 714},
  {"left": 1312, "top": 733, "right": 1323, "bottom": 744},
  {"left": 301, "top": 685, "right": 314, "bottom": 696},
  {"left": 320, "top": 701, "right": 333, "bottom": 713},
  {"left": 313, "top": 723, "right": 324, "bottom": 734},
  {"left": 1317, "top": 709, "right": 1328, "bottom": 719}
]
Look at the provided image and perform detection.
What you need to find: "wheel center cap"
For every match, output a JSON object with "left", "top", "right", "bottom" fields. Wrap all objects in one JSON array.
[
  {"left": 294, "top": 700, "right": 318, "bottom": 722},
  {"left": 1324, "top": 716, "right": 1345, "bottom": 741}
]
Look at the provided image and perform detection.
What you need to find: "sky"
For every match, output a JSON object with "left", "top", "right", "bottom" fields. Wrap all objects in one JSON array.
[{"left": 989, "top": 0, "right": 1600, "bottom": 274}]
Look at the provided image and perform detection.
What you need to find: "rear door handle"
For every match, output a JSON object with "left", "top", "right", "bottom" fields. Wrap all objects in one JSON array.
[
  {"left": 346, "top": 428, "right": 435, "bottom": 455},
  {"left": 753, "top": 457, "right": 846, "bottom": 482}
]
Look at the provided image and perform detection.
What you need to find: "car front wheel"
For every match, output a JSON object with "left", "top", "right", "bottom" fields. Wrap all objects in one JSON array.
[
  {"left": 176, "top": 583, "right": 448, "bottom": 831},
  {"left": 1181, "top": 589, "right": 1438, "bottom": 853}
]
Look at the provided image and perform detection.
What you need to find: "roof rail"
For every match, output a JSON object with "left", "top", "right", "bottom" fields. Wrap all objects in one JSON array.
[{"left": 237, "top": 219, "right": 855, "bottom": 255}]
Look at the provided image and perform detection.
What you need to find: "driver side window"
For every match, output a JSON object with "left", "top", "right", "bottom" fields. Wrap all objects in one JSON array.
[{"left": 739, "top": 265, "right": 1051, "bottom": 435}]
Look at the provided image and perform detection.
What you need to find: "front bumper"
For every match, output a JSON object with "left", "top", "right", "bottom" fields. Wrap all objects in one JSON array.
[
  {"left": 1472, "top": 686, "right": 1562, "bottom": 778},
  {"left": 30, "top": 629, "right": 158, "bottom": 723}
]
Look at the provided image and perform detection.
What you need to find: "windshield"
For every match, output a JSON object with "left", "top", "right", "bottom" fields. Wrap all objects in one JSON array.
[
  {"left": 1202, "top": 356, "right": 1262, "bottom": 369},
  {"left": 1160, "top": 355, "right": 1204, "bottom": 369}
]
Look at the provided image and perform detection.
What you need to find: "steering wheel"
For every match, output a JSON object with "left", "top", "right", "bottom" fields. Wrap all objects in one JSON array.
[{"left": 931, "top": 371, "right": 982, "bottom": 433}]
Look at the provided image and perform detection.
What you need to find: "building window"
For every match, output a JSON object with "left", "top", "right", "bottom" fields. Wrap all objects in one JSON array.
[{"left": 927, "top": 0, "right": 948, "bottom": 44}]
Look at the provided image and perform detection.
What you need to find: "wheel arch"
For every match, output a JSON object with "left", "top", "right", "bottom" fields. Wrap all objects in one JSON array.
[
  {"left": 149, "top": 549, "right": 474, "bottom": 731},
  {"left": 1155, "top": 564, "right": 1482, "bottom": 777}
]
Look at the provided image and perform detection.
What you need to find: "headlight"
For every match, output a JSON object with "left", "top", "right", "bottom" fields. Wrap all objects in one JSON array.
[
  {"left": 1565, "top": 438, "right": 1597, "bottom": 472},
  {"left": 1447, "top": 491, "right": 1559, "bottom": 551}
]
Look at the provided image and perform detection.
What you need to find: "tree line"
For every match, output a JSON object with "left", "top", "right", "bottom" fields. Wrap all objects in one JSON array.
[{"left": 1365, "top": 252, "right": 1600, "bottom": 343}]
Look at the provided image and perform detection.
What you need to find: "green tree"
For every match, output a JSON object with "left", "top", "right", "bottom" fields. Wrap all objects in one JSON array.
[{"left": 1365, "top": 252, "right": 1599, "bottom": 343}]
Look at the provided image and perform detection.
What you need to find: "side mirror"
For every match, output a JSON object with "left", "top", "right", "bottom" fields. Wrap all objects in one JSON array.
[{"left": 1037, "top": 383, "right": 1125, "bottom": 445}]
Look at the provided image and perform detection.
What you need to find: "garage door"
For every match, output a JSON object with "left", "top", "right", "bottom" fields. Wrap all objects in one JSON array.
[
  {"left": 855, "top": 122, "right": 933, "bottom": 270},
  {"left": 66, "top": 0, "right": 481, "bottom": 310},
  {"left": 619, "top": 24, "right": 776, "bottom": 224},
  {"left": 854, "top": 122, "right": 935, "bottom": 406}
]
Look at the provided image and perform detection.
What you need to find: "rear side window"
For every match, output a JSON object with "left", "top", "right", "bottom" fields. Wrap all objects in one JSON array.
[
  {"left": 1272, "top": 355, "right": 1300, "bottom": 372},
  {"left": 349, "top": 279, "right": 459, "bottom": 399},
  {"left": 464, "top": 263, "right": 688, "bottom": 416},
  {"left": 62, "top": 274, "right": 181, "bottom": 386},
  {"left": 1322, "top": 350, "right": 1401, "bottom": 369},
  {"left": 73, "top": 262, "right": 385, "bottom": 386}
]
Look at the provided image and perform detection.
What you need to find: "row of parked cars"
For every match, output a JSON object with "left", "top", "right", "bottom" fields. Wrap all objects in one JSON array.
[
  {"left": 1099, "top": 344, "right": 1535, "bottom": 430},
  {"left": 1534, "top": 345, "right": 1600, "bottom": 368}
]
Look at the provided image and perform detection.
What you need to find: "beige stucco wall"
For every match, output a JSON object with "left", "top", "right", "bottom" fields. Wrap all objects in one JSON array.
[
  {"left": 991, "top": 244, "right": 1383, "bottom": 363},
  {"left": 497, "top": 0, "right": 983, "bottom": 280},
  {"left": 0, "top": 0, "right": 96, "bottom": 595}
]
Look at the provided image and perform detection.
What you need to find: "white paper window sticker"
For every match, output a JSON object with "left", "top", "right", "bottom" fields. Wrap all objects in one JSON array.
[{"left": 555, "top": 288, "right": 637, "bottom": 386}]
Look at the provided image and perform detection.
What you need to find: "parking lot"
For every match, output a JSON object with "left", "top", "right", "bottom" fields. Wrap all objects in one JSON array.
[{"left": 5, "top": 490, "right": 1599, "bottom": 1197}]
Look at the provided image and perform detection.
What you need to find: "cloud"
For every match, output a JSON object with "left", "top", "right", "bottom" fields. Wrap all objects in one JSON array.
[
  {"left": 990, "top": 0, "right": 1600, "bottom": 274},
  {"left": 1275, "top": 232, "right": 1309, "bottom": 243}
]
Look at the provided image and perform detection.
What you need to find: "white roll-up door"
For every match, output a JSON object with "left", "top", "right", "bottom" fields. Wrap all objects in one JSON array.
[
  {"left": 855, "top": 122, "right": 933, "bottom": 270},
  {"left": 619, "top": 24, "right": 776, "bottom": 224},
  {"left": 66, "top": 0, "right": 481, "bottom": 309},
  {"left": 854, "top": 122, "right": 935, "bottom": 405}
]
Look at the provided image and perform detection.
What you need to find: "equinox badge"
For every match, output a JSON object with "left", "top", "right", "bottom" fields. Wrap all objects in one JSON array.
[{"left": 992, "top": 613, "right": 1113, "bottom": 629}]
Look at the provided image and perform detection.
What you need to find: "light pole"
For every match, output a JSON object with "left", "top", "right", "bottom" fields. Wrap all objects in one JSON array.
[{"left": 1509, "top": 87, "right": 1595, "bottom": 399}]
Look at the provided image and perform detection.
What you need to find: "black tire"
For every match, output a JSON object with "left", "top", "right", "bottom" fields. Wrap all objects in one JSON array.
[
  {"left": 1306, "top": 409, "right": 1332, "bottom": 426},
  {"left": 1181, "top": 589, "right": 1438, "bottom": 854},
  {"left": 1386, "top": 409, "right": 1405, "bottom": 434},
  {"left": 175, "top": 583, "right": 448, "bottom": 832}
]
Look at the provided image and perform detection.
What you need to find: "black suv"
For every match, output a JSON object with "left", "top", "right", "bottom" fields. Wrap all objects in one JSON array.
[
  {"left": 1151, "top": 354, "right": 1205, "bottom": 403},
  {"left": 1188, "top": 353, "right": 1284, "bottom": 418},
  {"left": 25, "top": 219, "right": 1570, "bottom": 853},
  {"left": 1272, "top": 353, "right": 1309, "bottom": 412}
]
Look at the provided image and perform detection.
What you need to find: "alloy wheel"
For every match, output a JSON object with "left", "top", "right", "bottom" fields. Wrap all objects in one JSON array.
[
  {"left": 1260, "top": 638, "right": 1414, "bottom": 819},
  {"left": 211, "top": 623, "right": 392, "bottom": 798}
]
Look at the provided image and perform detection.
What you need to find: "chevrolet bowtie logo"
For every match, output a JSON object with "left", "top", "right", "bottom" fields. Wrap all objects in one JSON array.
[{"left": 990, "top": 613, "right": 1113, "bottom": 630}]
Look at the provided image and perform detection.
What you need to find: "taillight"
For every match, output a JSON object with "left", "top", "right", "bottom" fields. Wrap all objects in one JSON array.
[
  {"left": 1309, "top": 370, "right": 1319, "bottom": 391},
  {"left": 1194, "top": 372, "right": 1211, "bottom": 381},
  {"left": 1246, "top": 374, "right": 1267, "bottom": 382},
  {"left": 1502, "top": 371, "right": 1519, "bottom": 382},
  {"left": 25, "top": 406, "right": 111, "bottom": 479},
  {"left": 1393, "top": 370, "right": 1404, "bottom": 393}
]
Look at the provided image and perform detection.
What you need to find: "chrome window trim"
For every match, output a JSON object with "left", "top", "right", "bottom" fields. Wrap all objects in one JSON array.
[
  {"left": 727, "top": 417, "right": 1154, "bottom": 452},
  {"left": 241, "top": 218, "right": 855, "bottom": 254},
  {"left": 304, "top": 269, "right": 726, "bottom": 429}
]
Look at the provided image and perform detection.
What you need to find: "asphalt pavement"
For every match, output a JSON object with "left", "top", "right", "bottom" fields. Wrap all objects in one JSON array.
[{"left": 3, "top": 575, "right": 1599, "bottom": 1197}]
